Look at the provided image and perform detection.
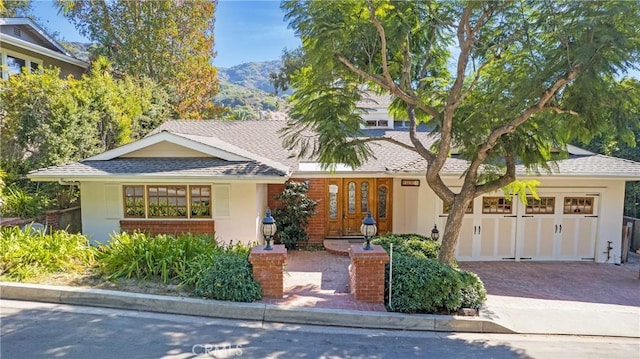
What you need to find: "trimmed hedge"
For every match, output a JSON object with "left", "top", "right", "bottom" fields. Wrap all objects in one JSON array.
[
  {"left": 374, "top": 233, "right": 487, "bottom": 313},
  {"left": 372, "top": 233, "right": 440, "bottom": 260},
  {"left": 194, "top": 255, "right": 262, "bottom": 302}
]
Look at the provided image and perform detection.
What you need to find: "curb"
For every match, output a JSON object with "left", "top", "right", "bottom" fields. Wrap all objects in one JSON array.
[{"left": 0, "top": 282, "right": 514, "bottom": 334}]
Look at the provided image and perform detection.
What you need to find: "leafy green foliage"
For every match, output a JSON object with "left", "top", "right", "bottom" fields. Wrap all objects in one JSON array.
[
  {"left": 0, "top": 0, "right": 31, "bottom": 16},
  {"left": 458, "top": 270, "right": 487, "bottom": 312},
  {"left": 386, "top": 254, "right": 486, "bottom": 314},
  {"left": 95, "top": 232, "right": 217, "bottom": 283},
  {"left": 194, "top": 255, "right": 262, "bottom": 302},
  {"left": 387, "top": 254, "right": 463, "bottom": 313},
  {"left": 0, "top": 225, "right": 95, "bottom": 280},
  {"left": 0, "top": 59, "right": 171, "bottom": 214},
  {"left": 0, "top": 186, "right": 47, "bottom": 219},
  {"left": 374, "top": 233, "right": 486, "bottom": 313},
  {"left": 272, "top": 181, "right": 318, "bottom": 249},
  {"left": 372, "top": 233, "right": 441, "bottom": 260},
  {"left": 95, "top": 232, "right": 255, "bottom": 296},
  {"left": 57, "top": 0, "right": 221, "bottom": 119}
]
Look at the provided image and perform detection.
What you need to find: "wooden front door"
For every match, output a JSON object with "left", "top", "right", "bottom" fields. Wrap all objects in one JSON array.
[
  {"left": 342, "top": 179, "right": 375, "bottom": 235},
  {"left": 324, "top": 178, "right": 392, "bottom": 237}
]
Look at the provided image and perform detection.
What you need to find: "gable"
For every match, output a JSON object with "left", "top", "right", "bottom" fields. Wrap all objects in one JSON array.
[
  {"left": 120, "top": 141, "right": 215, "bottom": 158},
  {"left": 1, "top": 24, "right": 59, "bottom": 51}
]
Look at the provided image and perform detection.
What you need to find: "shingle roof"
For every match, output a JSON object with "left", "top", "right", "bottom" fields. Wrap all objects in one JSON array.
[
  {"left": 154, "top": 119, "right": 640, "bottom": 178},
  {"left": 29, "top": 158, "right": 286, "bottom": 178}
]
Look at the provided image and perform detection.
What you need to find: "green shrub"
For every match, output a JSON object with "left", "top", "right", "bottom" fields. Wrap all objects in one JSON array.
[
  {"left": 178, "top": 241, "right": 253, "bottom": 289},
  {"left": 0, "top": 226, "right": 94, "bottom": 280},
  {"left": 1, "top": 186, "right": 46, "bottom": 218},
  {"left": 373, "top": 233, "right": 441, "bottom": 260},
  {"left": 272, "top": 180, "right": 318, "bottom": 249},
  {"left": 458, "top": 271, "right": 487, "bottom": 311},
  {"left": 386, "top": 254, "right": 486, "bottom": 314},
  {"left": 96, "top": 232, "right": 219, "bottom": 283},
  {"left": 194, "top": 255, "right": 262, "bottom": 302},
  {"left": 387, "top": 254, "right": 462, "bottom": 313}
]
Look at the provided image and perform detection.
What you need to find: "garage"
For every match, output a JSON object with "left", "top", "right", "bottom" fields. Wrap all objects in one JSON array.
[{"left": 444, "top": 191, "right": 600, "bottom": 262}]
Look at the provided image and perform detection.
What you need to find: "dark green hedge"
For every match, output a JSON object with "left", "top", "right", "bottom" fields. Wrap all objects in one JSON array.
[{"left": 374, "top": 233, "right": 487, "bottom": 313}]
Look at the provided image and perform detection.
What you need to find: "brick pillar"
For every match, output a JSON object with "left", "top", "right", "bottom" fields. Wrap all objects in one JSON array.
[
  {"left": 349, "top": 244, "right": 389, "bottom": 303},
  {"left": 44, "top": 210, "right": 60, "bottom": 231},
  {"left": 248, "top": 245, "right": 287, "bottom": 298}
]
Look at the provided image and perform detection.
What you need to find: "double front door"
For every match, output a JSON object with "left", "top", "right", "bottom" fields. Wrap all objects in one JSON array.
[{"left": 324, "top": 178, "right": 392, "bottom": 237}]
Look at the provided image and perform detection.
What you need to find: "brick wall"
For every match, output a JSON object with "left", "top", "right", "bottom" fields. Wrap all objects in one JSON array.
[
  {"left": 267, "top": 178, "right": 326, "bottom": 245},
  {"left": 119, "top": 219, "right": 214, "bottom": 237}
]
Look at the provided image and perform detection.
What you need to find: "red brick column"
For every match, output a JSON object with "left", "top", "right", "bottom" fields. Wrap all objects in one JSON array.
[
  {"left": 349, "top": 245, "right": 389, "bottom": 303},
  {"left": 248, "top": 245, "right": 287, "bottom": 298},
  {"left": 44, "top": 210, "right": 60, "bottom": 230}
]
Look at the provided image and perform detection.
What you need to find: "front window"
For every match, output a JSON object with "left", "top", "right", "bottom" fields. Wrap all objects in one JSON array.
[
  {"left": 1, "top": 50, "right": 43, "bottom": 80},
  {"left": 123, "top": 185, "right": 212, "bottom": 218}
]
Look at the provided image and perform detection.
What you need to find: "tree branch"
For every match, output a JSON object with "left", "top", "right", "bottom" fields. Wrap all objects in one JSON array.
[
  {"left": 349, "top": 136, "right": 418, "bottom": 153},
  {"left": 367, "top": 1, "right": 395, "bottom": 88},
  {"left": 546, "top": 106, "right": 580, "bottom": 116},
  {"left": 335, "top": 54, "right": 441, "bottom": 119},
  {"left": 467, "top": 66, "right": 580, "bottom": 177},
  {"left": 475, "top": 153, "right": 517, "bottom": 196}
]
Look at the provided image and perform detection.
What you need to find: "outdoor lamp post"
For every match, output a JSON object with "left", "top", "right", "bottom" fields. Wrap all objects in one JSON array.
[
  {"left": 431, "top": 224, "right": 440, "bottom": 241},
  {"left": 261, "top": 209, "right": 277, "bottom": 250},
  {"left": 360, "top": 211, "right": 377, "bottom": 250}
]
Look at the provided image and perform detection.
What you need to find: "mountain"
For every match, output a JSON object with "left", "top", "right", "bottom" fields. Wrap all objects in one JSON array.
[
  {"left": 215, "top": 61, "right": 290, "bottom": 120},
  {"left": 217, "top": 61, "right": 281, "bottom": 94},
  {"left": 60, "top": 41, "right": 92, "bottom": 62}
]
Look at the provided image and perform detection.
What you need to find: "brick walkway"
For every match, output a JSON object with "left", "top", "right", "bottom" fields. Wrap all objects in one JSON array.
[
  {"left": 258, "top": 250, "right": 387, "bottom": 312},
  {"left": 460, "top": 253, "right": 640, "bottom": 307},
  {"left": 258, "top": 248, "right": 639, "bottom": 312}
]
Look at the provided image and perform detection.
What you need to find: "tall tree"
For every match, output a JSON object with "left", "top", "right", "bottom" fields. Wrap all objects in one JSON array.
[
  {"left": 280, "top": 0, "right": 640, "bottom": 265},
  {"left": 0, "top": 0, "right": 31, "bottom": 17},
  {"left": 56, "top": 0, "right": 221, "bottom": 119}
]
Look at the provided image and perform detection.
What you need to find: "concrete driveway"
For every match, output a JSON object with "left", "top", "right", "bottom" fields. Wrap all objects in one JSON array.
[{"left": 460, "top": 254, "right": 640, "bottom": 307}]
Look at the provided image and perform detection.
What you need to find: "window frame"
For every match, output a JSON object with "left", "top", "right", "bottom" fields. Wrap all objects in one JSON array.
[
  {"left": 525, "top": 197, "right": 556, "bottom": 215},
  {"left": 482, "top": 196, "right": 513, "bottom": 214},
  {"left": 122, "top": 184, "right": 213, "bottom": 219},
  {"left": 1, "top": 49, "right": 43, "bottom": 80},
  {"left": 563, "top": 196, "right": 594, "bottom": 215}
]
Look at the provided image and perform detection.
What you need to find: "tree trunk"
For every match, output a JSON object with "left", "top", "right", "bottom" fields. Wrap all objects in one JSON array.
[{"left": 437, "top": 193, "right": 475, "bottom": 265}]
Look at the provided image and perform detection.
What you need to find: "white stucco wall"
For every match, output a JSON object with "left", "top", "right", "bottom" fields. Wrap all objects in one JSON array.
[
  {"left": 79, "top": 181, "right": 268, "bottom": 246},
  {"left": 121, "top": 141, "right": 210, "bottom": 158}
]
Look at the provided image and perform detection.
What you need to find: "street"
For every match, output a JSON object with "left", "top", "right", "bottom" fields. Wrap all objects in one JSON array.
[{"left": 1, "top": 300, "right": 638, "bottom": 359}]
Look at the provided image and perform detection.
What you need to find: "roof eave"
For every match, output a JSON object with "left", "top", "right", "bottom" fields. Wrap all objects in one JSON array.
[
  {"left": 27, "top": 173, "right": 289, "bottom": 184},
  {"left": 0, "top": 33, "right": 89, "bottom": 68}
]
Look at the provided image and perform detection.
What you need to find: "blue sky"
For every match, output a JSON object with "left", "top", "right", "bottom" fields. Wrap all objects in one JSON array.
[{"left": 30, "top": 0, "right": 300, "bottom": 68}]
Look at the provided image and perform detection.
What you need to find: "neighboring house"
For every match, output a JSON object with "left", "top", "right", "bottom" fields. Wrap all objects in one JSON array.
[
  {"left": 0, "top": 17, "right": 88, "bottom": 79},
  {"left": 28, "top": 96, "right": 640, "bottom": 263}
]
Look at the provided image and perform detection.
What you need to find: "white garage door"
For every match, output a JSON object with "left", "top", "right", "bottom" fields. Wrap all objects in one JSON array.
[
  {"left": 519, "top": 194, "right": 598, "bottom": 261},
  {"left": 445, "top": 192, "right": 600, "bottom": 262}
]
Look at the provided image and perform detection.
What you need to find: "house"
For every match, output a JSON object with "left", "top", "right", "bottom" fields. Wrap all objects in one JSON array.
[
  {"left": 27, "top": 96, "right": 640, "bottom": 263},
  {"left": 0, "top": 17, "right": 88, "bottom": 79}
]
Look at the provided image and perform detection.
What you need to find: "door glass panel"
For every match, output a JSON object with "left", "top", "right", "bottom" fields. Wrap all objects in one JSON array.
[
  {"left": 329, "top": 192, "right": 338, "bottom": 219},
  {"left": 348, "top": 182, "right": 356, "bottom": 214},
  {"left": 360, "top": 182, "right": 369, "bottom": 212},
  {"left": 378, "top": 186, "right": 387, "bottom": 218}
]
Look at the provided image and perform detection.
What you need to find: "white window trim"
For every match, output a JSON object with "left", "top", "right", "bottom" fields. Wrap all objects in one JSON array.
[{"left": 1, "top": 48, "right": 44, "bottom": 80}]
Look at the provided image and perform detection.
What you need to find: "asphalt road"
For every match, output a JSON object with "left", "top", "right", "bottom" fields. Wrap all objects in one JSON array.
[{"left": 1, "top": 300, "right": 638, "bottom": 359}]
